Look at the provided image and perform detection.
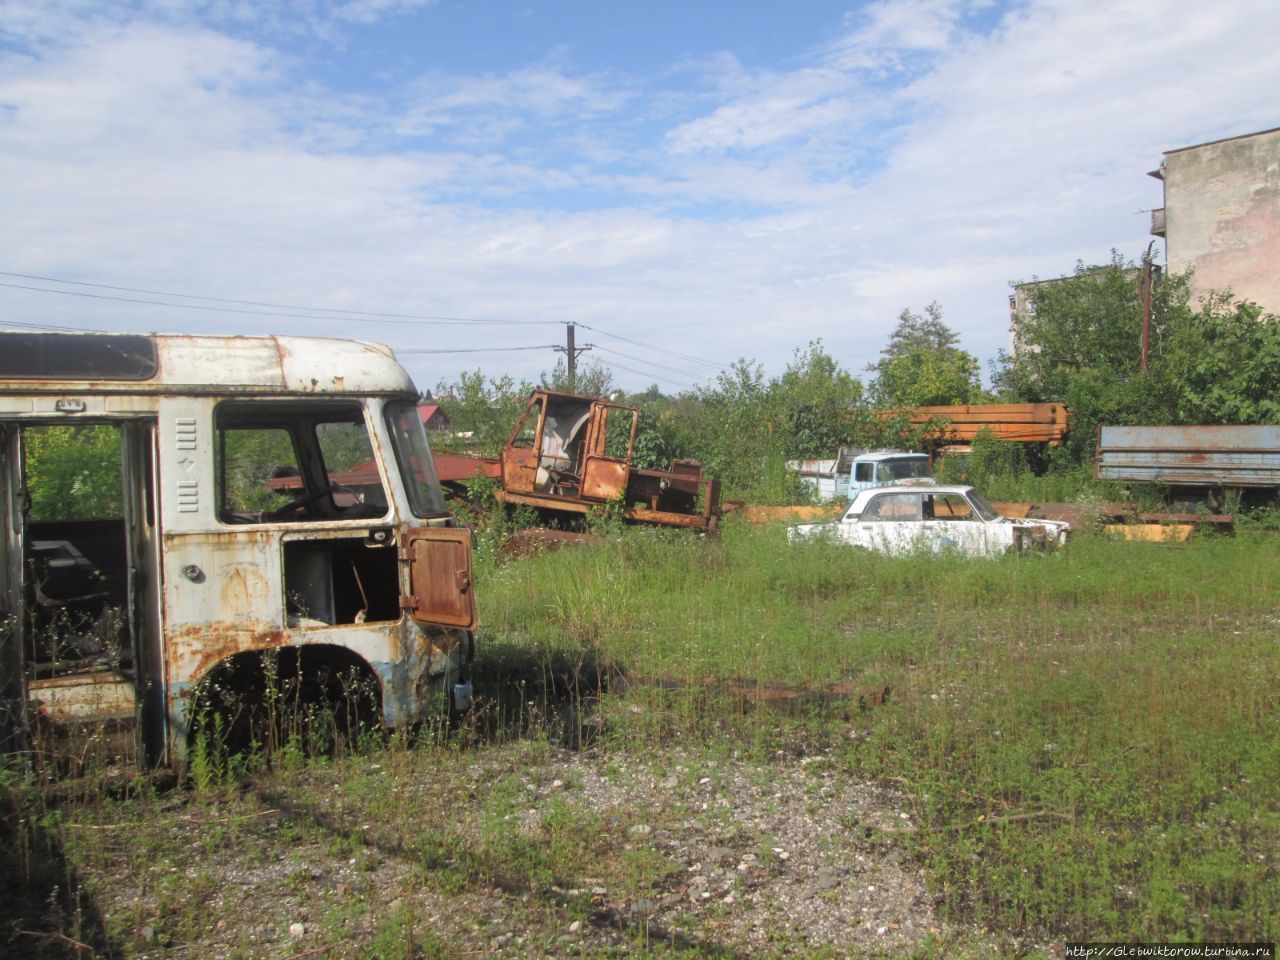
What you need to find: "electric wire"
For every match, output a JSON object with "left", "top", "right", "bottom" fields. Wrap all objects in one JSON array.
[
  {"left": 592, "top": 357, "right": 696, "bottom": 391},
  {"left": 575, "top": 321, "right": 727, "bottom": 371},
  {"left": 0, "top": 281, "right": 551, "bottom": 327},
  {"left": 0, "top": 317, "right": 99, "bottom": 332},
  {"left": 589, "top": 343, "right": 708, "bottom": 381},
  {"left": 0, "top": 272, "right": 552, "bottom": 326},
  {"left": 0, "top": 270, "right": 730, "bottom": 376},
  {"left": 396, "top": 344, "right": 559, "bottom": 355}
]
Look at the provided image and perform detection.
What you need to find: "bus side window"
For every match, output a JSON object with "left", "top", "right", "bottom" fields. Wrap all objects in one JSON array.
[{"left": 217, "top": 426, "right": 299, "bottom": 523}]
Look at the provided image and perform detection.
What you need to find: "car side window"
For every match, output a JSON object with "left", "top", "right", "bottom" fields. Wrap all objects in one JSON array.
[
  {"left": 854, "top": 463, "right": 873, "bottom": 482},
  {"left": 861, "top": 493, "right": 920, "bottom": 522},
  {"left": 930, "top": 494, "right": 975, "bottom": 520}
]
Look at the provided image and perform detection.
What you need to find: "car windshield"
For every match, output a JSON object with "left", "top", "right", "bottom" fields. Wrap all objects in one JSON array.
[{"left": 966, "top": 490, "right": 1001, "bottom": 522}]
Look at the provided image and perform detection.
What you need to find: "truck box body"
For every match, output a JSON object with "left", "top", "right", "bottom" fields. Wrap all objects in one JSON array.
[{"left": 1095, "top": 425, "right": 1280, "bottom": 488}]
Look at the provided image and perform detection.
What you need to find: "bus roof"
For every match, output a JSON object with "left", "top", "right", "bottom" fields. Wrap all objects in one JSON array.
[{"left": 0, "top": 332, "right": 417, "bottom": 397}]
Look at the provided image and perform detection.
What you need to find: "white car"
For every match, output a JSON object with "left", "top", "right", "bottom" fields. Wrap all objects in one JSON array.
[{"left": 788, "top": 483, "right": 1070, "bottom": 557}]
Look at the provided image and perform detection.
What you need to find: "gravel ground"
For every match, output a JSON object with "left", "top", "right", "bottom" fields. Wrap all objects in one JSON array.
[
  {"left": 512, "top": 746, "right": 945, "bottom": 955},
  {"left": 66, "top": 741, "right": 998, "bottom": 959}
]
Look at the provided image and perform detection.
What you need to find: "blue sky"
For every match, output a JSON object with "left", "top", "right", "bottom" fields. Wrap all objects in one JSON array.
[{"left": 2, "top": 0, "right": 1277, "bottom": 393}]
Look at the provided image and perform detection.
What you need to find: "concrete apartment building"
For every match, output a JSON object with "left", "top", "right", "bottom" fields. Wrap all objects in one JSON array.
[
  {"left": 1150, "top": 126, "right": 1280, "bottom": 313},
  {"left": 1008, "top": 127, "right": 1278, "bottom": 350}
]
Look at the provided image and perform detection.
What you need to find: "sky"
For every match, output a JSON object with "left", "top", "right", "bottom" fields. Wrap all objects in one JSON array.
[{"left": 1, "top": 0, "right": 1277, "bottom": 395}]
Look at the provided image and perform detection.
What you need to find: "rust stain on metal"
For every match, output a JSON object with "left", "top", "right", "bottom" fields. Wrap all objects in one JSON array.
[
  {"left": 989, "top": 501, "right": 1033, "bottom": 519},
  {"left": 29, "top": 671, "right": 137, "bottom": 722},
  {"left": 219, "top": 565, "right": 270, "bottom": 612},
  {"left": 724, "top": 503, "right": 844, "bottom": 523},
  {"left": 1095, "top": 425, "right": 1280, "bottom": 488},
  {"left": 167, "top": 623, "right": 291, "bottom": 693},
  {"left": 581, "top": 459, "right": 628, "bottom": 501},
  {"left": 163, "top": 528, "right": 274, "bottom": 548},
  {"left": 1102, "top": 523, "right": 1194, "bottom": 542},
  {"left": 1029, "top": 501, "right": 1233, "bottom": 529}
]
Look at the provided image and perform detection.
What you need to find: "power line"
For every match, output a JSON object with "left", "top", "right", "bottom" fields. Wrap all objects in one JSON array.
[
  {"left": 396, "top": 344, "right": 558, "bottom": 355},
  {"left": 595, "top": 357, "right": 697, "bottom": 391},
  {"left": 575, "top": 321, "right": 726, "bottom": 371},
  {"left": 0, "top": 272, "right": 552, "bottom": 326},
  {"left": 590, "top": 343, "right": 708, "bottom": 381},
  {"left": 0, "top": 269, "right": 730, "bottom": 374},
  {"left": 0, "top": 281, "right": 553, "bottom": 327},
  {"left": 0, "top": 317, "right": 100, "bottom": 332}
]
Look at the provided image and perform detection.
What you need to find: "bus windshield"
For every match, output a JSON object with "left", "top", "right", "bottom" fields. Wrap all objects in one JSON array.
[{"left": 385, "top": 402, "right": 448, "bottom": 517}]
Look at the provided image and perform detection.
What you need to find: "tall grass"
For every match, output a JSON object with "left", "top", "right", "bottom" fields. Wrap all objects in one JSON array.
[{"left": 476, "top": 522, "right": 1280, "bottom": 942}]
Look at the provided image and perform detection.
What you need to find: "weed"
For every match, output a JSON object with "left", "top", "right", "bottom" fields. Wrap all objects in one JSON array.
[{"left": 476, "top": 522, "right": 1280, "bottom": 942}]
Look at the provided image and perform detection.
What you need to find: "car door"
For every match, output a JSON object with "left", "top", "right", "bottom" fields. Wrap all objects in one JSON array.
[
  {"left": 844, "top": 492, "right": 922, "bottom": 554},
  {"left": 921, "top": 492, "right": 991, "bottom": 556}
]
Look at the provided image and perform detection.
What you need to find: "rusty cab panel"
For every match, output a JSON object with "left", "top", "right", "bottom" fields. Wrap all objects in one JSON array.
[
  {"left": 580, "top": 401, "right": 636, "bottom": 501},
  {"left": 493, "top": 389, "right": 721, "bottom": 531},
  {"left": 155, "top": 393, "right": 479, "bottom": 754},
  {"left": 499, "top": 391, "right": 605, "bottom": 503},
  {"left": 502, "top": 394, "right": 544, "bottom": 495}
]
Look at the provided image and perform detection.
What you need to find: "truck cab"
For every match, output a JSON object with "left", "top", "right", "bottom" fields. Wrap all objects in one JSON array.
[
  {"left": 495, "top": 389, "right": 721, "bottom": 531},
  {"left": 789, "top": 449, "right": 932, "bottom": 502},
  {"left": 0, "top": 332, "right": 475, "bottom": 769}
]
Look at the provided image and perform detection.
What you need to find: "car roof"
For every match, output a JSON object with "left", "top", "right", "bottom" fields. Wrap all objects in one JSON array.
[{"left": 848, "top": 484, "right": 976, "bottom": 509}]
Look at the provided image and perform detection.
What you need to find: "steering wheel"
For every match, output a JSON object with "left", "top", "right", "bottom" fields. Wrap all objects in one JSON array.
[{"left": 266, "top": 484, "right": 351, "bottom": 520}]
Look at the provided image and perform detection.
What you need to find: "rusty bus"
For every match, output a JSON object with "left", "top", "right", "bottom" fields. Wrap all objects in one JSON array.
[{"left": 0, "top": 332, "right": 475, "bottom": 769}]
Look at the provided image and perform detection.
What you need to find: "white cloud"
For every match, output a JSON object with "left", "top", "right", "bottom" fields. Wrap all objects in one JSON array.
[
  {"left": 394, "top": 62, "right": 628, "bottom": 145},
  {"left": 664, "top": 81, "right": 853, "bottom": 155},
  {"left": 2, "top": 0, "right": 1279, "bottom": 394},
  {"left": 1, "top": 25, "right": 284, "bottom": 158},
  {"left": 333, "top": 0, "right": 434, "bottom": 25}
]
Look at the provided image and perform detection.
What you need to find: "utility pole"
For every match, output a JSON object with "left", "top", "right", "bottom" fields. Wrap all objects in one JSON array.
[
  {"left": 553, "top": 322, "right": 591, "bottom": 392},
  {"left": 1140, "top": 240, "right": 1157, "bottom": 373}
]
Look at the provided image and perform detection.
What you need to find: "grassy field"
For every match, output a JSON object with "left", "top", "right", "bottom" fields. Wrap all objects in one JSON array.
[
  {"left": 478, "top": 520, "right": 1280, "bottom": 943},
  {"left": 3, "top": 518, "right": 1278, "bottom": 956}
]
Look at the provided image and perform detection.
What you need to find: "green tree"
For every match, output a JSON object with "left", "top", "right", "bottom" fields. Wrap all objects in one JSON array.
[
  {"left": 1160, "top": 295, "right": 1280, "bottom": 424},
  {"left": 994, "top": 254, "right": 1185, "bottom": 464},
  {"left": 23, "top": 425, "right": 123, "bottom": 520},
  {"left": 994, "top": 252, "right": 1280, "bottom": 466},
  {"left": 774, "top": 341, "right": 870, "bottom": 456},
  {"left": 870, "top": 303, "right": 982, "bottom": 407},
  {"left": 433, "top": 369, "right": 532, "bottom": 456},
  {"left": 664, "top": 342, "right": 890, "bottom": 501},
  {"left": 540, "top": 357, "right": 615, "bottom": 398},
  {"left": 676, "top": 359, "right": 773, "bottom": 497}
]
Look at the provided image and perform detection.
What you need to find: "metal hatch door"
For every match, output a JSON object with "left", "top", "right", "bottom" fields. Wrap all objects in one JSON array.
[
  {"left": 402, "top": 527, "right": 477, "bottom": 629},
  {"left": 0, "top": 426, "right": 26, "bottom": 753}
]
